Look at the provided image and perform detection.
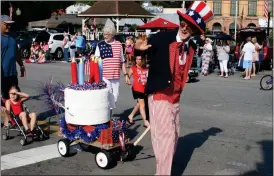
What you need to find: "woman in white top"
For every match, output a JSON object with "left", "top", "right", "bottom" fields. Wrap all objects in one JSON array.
[
  {"left": 216, "top": 40, "right": 230, "bottom": 78},
  {"left": 69, "top": 35, "right": 76, "bottom": 60},
  {"left": 201, "top": 38, "right": 213, "bottom": 76},
  {"left": 251, "top": 37, "right": 262, "bottom": 76}
]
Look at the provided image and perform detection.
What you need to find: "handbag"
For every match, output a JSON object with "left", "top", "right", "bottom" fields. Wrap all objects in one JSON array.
[{"left": 70, "top": 45, "right": 76, "bottom": 49}]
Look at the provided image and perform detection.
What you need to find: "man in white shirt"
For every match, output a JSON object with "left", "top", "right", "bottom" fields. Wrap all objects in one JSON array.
[
  {"left": 62, "top": 32, "right": 70, "bottom": 63},
  {"left": 240, "top": 37, "right": 255, "bottom": 80}
]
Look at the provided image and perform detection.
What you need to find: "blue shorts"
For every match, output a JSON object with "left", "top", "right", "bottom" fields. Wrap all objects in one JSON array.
[{"left": 243, "top": 60, "right": 252, "bottom": 69}]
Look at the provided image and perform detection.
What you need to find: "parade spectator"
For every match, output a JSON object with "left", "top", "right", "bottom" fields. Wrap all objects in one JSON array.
[
  {"left": 69, "top": 35, "right": 76, "bottom": 60},
  {"left": 75, "top": 32, "right": 86, "bottom": 56},
  {"left": 42, "top": 41, "right": 49, "bottom": 52},
  {"left": 196, "top": 34, "right": 205, "bottom": 72},
  {"left": 216, "top": 40, "right": 230, "bottom": 78},
  {"left": 201, "top": 38, "right": 213, "bottom": 76},
  {"left": 251, "top": 37, "right": 262, "bottom": 76},
  {"left": 94, "top": 25, "right": 130, "bottom": 116},
  {"left": 135, "top": 1, "right": 213, "bottom": 174},
  {"left": 125, "top": 36, "right": 133, "bottom": 67},
  {"left": 1, "top": 15, "right": 25, "bottom": 101},
  {"left": 127, "top": 55, "right": 150, "bottom": 128},
  {"left": 239, "top": 37, "right": 255, "bottom": 80},
  {"left": 1, "top": 99, "right": 12, "bottom": 129},
  {"left": 5, "top": 86, "right": 37, "bottom": 136},
  {"left": 37, "top": 50, "right": 46, "bottom": 63},
  {"left": 62, "top": 32, "right": 69, "bottom": 63}
]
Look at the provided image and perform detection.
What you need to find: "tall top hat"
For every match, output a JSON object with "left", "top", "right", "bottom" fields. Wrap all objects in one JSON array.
[{"left": 177, "top": 1, "right": 213, "bottom": 34}]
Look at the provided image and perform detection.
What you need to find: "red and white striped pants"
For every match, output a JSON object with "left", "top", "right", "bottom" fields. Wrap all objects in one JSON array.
[{"left": 148, "top": 96, "right": 180, "bottom": 175}]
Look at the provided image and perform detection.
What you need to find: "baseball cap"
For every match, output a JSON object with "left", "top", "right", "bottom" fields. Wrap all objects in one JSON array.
[{"left": 1, "top": 15, "right": 14, "bottom": 23}]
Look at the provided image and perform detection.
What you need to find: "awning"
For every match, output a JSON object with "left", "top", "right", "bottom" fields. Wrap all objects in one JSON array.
[{"left": 139, "top": 17, "right": 179, "bottom": 29}]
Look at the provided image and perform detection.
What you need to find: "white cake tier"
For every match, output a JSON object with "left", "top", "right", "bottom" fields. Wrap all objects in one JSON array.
[{"left": 64, "top": 87, "right": 111, "bottom": 125}]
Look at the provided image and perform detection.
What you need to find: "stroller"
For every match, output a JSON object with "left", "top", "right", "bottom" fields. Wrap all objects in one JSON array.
[
  {"left": 227, "top": 54, "right": 237, "bottom": 75},
  {"left": 1, "top": 98, "right": 49, "bottom": 146}
]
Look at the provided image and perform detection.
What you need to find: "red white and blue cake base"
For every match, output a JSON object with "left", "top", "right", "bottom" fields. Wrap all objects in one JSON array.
[{"left": 59, "top": 116, "right": 129, "bottom": 147}]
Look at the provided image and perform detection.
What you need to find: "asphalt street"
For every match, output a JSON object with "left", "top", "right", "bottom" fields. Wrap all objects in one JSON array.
[{"left": 1, "top": 62, "right": 273, "bottom": 175}]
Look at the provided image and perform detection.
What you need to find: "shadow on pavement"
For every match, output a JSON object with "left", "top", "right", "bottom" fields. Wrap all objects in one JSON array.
[
  {"left": 37, "top": 109, "right": 58, "bottom": 121},
  {"left": 239, "top": 140, "right": 273, "bottom": 176},
  {"left": 171, "top": 127, "right": 223, "bottom": 176}
]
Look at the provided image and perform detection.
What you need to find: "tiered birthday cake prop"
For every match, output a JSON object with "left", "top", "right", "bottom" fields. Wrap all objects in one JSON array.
[{"left": 56, "top": 56, "right": 128, "bottom": 146}]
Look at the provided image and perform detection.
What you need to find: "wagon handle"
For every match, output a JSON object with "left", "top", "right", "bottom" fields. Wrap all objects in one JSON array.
[
  {"left": 50, "top": 97, "right": 74, "bottom": 117},
  {"left": 133, "top": 126, "right": 150, "bottom": 146}
]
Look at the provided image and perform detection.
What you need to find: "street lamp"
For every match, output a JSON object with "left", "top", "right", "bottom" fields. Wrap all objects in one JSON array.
[{"left": 16, "top": 8, "right": 21, "bottom": 16}]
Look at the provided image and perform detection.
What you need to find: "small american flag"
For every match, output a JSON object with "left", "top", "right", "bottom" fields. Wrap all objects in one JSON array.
[
  {"left": 264, "top": 0, "right": 269, "bottom": 19},
  {"left": 119, "top": 132, "right": 126, "bottom": 151}
]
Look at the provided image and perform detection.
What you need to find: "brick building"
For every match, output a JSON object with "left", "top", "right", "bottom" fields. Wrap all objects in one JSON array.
[{"left": 205, "top": 0, "right": 273, "bottom": 35}]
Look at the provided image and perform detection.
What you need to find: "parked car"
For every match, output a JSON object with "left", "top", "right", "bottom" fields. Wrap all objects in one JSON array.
[{"left": 48, "top": 33, "right": 71, "bottom": 60}]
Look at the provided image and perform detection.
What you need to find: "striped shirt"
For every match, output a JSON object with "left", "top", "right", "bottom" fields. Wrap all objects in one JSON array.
[{"left": 95, "top": 40, "right": 125, "bottom": 79}]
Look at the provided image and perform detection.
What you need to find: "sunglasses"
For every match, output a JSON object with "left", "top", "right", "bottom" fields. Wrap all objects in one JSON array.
[
  {"left": 9, "top": 93, "right": 16, "bottom": 95},
  {"left": 180, "top": 21, "right": 192, "bottom": 32}
]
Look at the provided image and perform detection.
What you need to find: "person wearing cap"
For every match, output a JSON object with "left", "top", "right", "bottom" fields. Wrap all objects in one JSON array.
[
  {"left": 1, "top": 15, "right": 25, "bottom": 100},
  {"left": 135, "top": 1, "right": 213, "bottom": 175}
]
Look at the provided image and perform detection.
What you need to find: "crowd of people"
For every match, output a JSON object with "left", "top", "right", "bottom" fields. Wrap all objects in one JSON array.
[
  {"left": 239, "top": 36, "right": 263, "bottom": 80},
  {"left": 25, "top": 42, "right": 49, "bottom": 63}
]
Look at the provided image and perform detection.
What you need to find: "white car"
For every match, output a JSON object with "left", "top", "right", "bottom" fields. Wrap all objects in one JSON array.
[{"left": 48, "top": 33, "right": 71, "bottom": 60}]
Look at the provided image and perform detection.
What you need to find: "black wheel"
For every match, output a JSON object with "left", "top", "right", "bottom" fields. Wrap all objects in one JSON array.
[
  {"left": 55, "top": 48, "right": 63, "bottom": 60},
  {"left": 43, "top": 132, "right": 50, "bottom": 140},
  {"left": 260, "top": 75, "right": 273, "bottom": 90},
  {"left": 186, "top": 76, "right": 190, "bottom": 83},
  {"left": 21, "top": 48, "right": 30, "bottom": 58},
  {"left": 2, "top": 134, "right": 8, "bottom": 140},
  {"left": 57, "top": 139, "right": 70, "bottom": 157},
  {"left": 20, "top": 138, "right": 27, "bottom": 146},
  {"left": 121, "top": 144, "right": 135, "bottom": 161},
  {"left": 95, "top": 150, "right": 114, "bottom": 169}
]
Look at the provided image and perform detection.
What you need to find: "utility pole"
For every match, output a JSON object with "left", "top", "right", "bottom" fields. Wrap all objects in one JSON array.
[
  {"left": 234, "top": 0, "right": 238, "bottom": 41},
  {"left": 182, "top": 1, "right": 186, "bottom": 13},
  {"left": 267, "top": 12, "right": 271, "bottom": 37}
]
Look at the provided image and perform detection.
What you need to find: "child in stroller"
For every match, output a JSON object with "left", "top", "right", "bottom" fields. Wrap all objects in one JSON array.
[
  {"left": 5, "top": 86, "right": 37, "bottom": 136},
  {"left": 2, "top": 86, "right": 49, "bottom": 145}
]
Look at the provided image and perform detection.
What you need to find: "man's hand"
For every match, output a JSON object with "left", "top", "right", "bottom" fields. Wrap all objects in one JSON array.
[
  {"left": 20, "top": 66, "right": 26, "bottom": 77},
  {"left": 135, "top": 34, "right": 152, "bottom": 51}
]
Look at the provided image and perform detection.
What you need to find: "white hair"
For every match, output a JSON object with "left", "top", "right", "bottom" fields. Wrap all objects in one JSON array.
[{"left": 103, "top": 25, "right": 116, "bottom": 36}]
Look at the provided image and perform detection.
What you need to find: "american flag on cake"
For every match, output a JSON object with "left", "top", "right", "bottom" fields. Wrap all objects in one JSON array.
[{"left": 96, "top": 40, "right": 124, "bottom": 79}]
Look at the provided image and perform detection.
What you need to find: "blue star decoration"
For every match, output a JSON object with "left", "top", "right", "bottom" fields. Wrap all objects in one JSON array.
[{"left": 98, "top": 41, "right": 113, "bottom": 59}]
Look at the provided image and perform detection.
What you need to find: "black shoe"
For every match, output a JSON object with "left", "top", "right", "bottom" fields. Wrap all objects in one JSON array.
[{"left": 25, "top": 129, "right": 33, "bottom": 137}]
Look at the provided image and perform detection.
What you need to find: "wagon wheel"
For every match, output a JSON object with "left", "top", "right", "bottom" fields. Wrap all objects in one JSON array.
[
  {"left": 121, "top": 144, "right": 135, "bottom": 161},
  {"left": 95, "top": 150, "right": 115, "bottom": 169},
  {"left": 57, "top": 139, "right": 70, "bottom": 157}
]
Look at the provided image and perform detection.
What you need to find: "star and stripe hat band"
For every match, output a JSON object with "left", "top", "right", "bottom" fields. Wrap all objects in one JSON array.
[{"left": 177, "top": 1, "right": 213, "bottom": 34}]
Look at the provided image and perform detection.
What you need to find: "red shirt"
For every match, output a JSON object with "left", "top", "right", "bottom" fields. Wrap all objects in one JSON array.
[
  {"left": 131, "top": 65, "right": 148, "bottom": 93},
  {"left": 153, "top": 41, "right": 194, "bottom": 104},
  {"left": 9, "top": 100, "right": 23, "bottom": 116}
]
